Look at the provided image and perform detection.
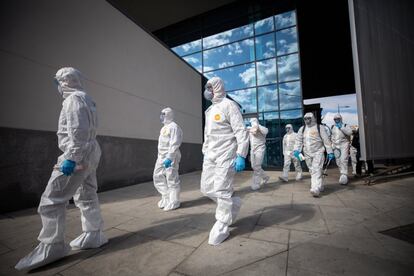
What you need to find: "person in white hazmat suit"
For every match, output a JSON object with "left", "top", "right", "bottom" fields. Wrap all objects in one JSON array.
[
  {"left": 293, "top": 113, "right": 334, "bottom": 197},
  {"left": 279, "top": 124, "right": 302, "bottom": 182},
  {"left": 331, "top": 114, "right": 353, "bottom": 185},
  {"left": 153, "top": 107, "right": 183, "bottom": 211},
  {"left": 201, "top": 77, "right": 249, "bottom": 245},
  {"left": 16, "top": 67, "right": 107, "bottom": 271},
  {"left": 247, "top": 118, "right": 270, "bottom": 190}
]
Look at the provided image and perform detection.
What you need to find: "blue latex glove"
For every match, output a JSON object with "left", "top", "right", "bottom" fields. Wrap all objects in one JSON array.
[
  {"left": 327, "top": 153, "right": 335, "bottom": 161},
  {"left": 163, "top": 158, "right": 172, "bottom": 168},
  {"left": 235, "top": 155, "right": 245, "bottom": 172},
  {"left": 61, "top": 159, "right": 76, "bottom": 176},
  {"left": 293, "top": 150, "right": 301, "bottom": 160},
  {"left": 336, "top": 122, "right": 343, "bottom": 128}
]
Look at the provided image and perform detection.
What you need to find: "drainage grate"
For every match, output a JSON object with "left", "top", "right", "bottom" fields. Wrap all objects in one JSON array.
[{"left": 379, "top": 223, "right": 414, "bottom": 245}]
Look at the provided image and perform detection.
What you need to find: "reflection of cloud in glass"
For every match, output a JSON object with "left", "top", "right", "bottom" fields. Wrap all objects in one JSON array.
[
  {"left": 227, "top": 88, "right": 257, "bottom": 113},
  {"left": 204, "top": 63, "right": 256, "bottom": 91},
  {"left": 276, "top": 27, "right": 298, "bottom": 56},
  {"left": 182, "top": 52, "right": 202, "bottom": 72},
  {"left": 254, "top": 16, "right": 274, "bottom": 35},
  {"left": 280, "top": 109, "right": 302, "bottom": 119},
  {"left": 255, "top": 33, "right": 275, "bottom": 60},
  {"left": 263, "top": 112, "right": 279, "bottom": 120},
  {"left": 171, "top": 40, "right": 201, "bottom": 56},
  {"left": 279, "top": 81, "right": 301, "bottom": 110},
  {"left": 277, "top": 54, "right": 300, "bottom": 82},
  {"left": 258, "top": 85, "right": 278, "bottom": 112},
  {"left": 275, "top": 11, "right": 296, "bottom": 30},
  {"left": 203, "top": 24, "right": 253, "bottom": 49},
  {"left": 203, "top": 39, "right": 254, "bottom": 72},
  {"left": 257, "top": 58, "right": 277, "bottom": 85}
]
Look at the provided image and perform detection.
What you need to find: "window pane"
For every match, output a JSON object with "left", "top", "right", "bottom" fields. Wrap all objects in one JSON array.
[
  {"left": 279, "top": 81, "right": 302, "bottom": 110},
  {"left": 277, "top": 54, "right": 300, "bottom": 82},
  {"left": 227, "top": 88, "right": 257, "bottom": 114},
  {"left": 258, "top": 84, "right": 278, "bottom": 112},
  {"left": 203, "top": 24, "right": 254, "bottom": 49},
  {"left": 257, "top": 58, "right": 277, "bottom": 86},
  {"left": 255, "top": 33, "right": 275, "bottom": 60},
  {"left": 171, "top": 40, "right": 201, "bottom": 56},
  {"left": 280, "top": 109, "right": 303, "bottom": 135},
  {"left": 254, "top": 16, "right": 274, "bottom": 35},
  {"left": 204, "top": 63, "right": 256, "bottom": 91},
  {"left": 265, "top": 139, "right": 283, "bottom": 166},
  {"left": 182, "top": 52, "right": 202, "bottom": 72},
  {"left": 275, "top": 11, "right": 296, "bottom": 30},
  {"left": 203, "top": 39, "right": 255, "bottom": 72},
  {"left": 276, "top": 27, "right": 298, "bottom": 56},
  {"left": 258, "top": 111, "right": 280, "bottom": 138}
]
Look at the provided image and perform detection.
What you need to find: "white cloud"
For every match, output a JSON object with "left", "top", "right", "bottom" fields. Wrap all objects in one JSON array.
[
  {"left": 277, "top": 54, "right": 299, "bottom": 80},
  {"left": 242, "top": 39, "right": 254, "bottom": 46},
  {"left": 183, "top": 56, "right": 199, "bottom": 64},
  {"left": 276, "top": 12, "right": 296, "bottom": 28},
  {"left": 179, "top": 40, "right": 201, "bottom": 53},
  {"left": 218, "top": 61, "right": 235, "bottom": 68},
  {"left": 304, "top": 94, "right": 357, "bottom": 112},
  {"left": 254, "top": 17, "right": 273, "bottom": 31},
  {"left": 238, "top": 66, "right": 256, "bottom": 86}
]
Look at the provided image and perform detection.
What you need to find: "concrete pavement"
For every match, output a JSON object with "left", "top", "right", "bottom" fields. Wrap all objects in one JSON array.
[{"left": 1, "top": 169, "right": 414, "bottom": 275}]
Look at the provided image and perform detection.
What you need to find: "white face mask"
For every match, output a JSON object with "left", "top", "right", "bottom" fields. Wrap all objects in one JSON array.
[
  {"left": 203, "top": 89, "right": 213, "bottom": 101},
  {"left": 160, "top": 113, "right": 166, "bottom": 123}
]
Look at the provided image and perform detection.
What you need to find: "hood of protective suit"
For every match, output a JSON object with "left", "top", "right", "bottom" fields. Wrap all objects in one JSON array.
[
  {"left": 285, "top": 124, "right": 293, "bottom": 134},
  {"left": 207, "top": 77, "right": 226, "bottom": 104},
  {"left": 334, "top": 113, "right": 342, "bottom": 123},
  {"left": 304, "top": 112, "right": 317, "bottom": 127},
  {"left": 161, "top": 107, "right": 174, "bottom": 125},
  {"left": 55, "top": 67, "right": 85, "bottom": 99},
  {"left": 250, "top": 117, "right": 259, "bottom": 127}
]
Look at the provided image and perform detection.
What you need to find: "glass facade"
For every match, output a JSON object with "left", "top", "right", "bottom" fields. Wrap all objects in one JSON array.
[{"left": 171, "top": 10, "right": 303, "bottom": 167}]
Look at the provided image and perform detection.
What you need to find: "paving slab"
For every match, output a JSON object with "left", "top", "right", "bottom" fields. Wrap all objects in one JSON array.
[
  {"left": 176, "top": 236, "right": 287, "bottom": 276},
  {"left": 60, "top": 234, "right": 194, "bottom": 276}
]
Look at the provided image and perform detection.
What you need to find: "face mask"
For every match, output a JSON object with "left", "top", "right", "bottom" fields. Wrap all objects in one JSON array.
[
  {"left": 160, "top": 113, "right": 165, "bottom": 123},
  {"left": 203, "top": 89, "right": 214, "bottom": 101},
  {"left": 304, "top": 117, "right": 312, "bottom": 126},
  {"left": 53, "top": 78, "right": 63, "bottom": 97},
  {"left": 286, "top": 127, "right": 291, "bottom": 133}
]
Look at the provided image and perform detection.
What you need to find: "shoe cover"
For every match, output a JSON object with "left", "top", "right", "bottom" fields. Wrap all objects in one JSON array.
[
  {"left": 339, "top": 174, "right": 348, "bottom": 185},
  {"left": 278, "top": 176, "right": 288, "bottom": 182},
  {"left": 262, "top": 176, "right": 270, "bottom": 185},
  {"left": 295, "top": 173, "right": 302, "bottom": 181},
  {"left": 15, "top": 242, "right": 70, "bottom": 271},
  {"left": 310, "top": 189, "right": 320, "bottom": 197},
  {"left": 163, "top": 201, "right": 180, "bottom": 211},
  {"left": 70, "top": 231, "right": 108, "bottom": 250},
  {"left": 251, "top": 183, "right": 261, "bottom": 191},
  {"left": 208, "top": 221, "right": 229, "bottom": 246},
  {"left": 157, "top": 196, "right": 169, "bottom": 209}
]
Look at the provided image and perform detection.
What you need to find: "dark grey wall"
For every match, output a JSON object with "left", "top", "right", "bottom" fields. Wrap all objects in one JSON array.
[
  {"left": 0, "top": 127, "right": 202, "bottom": 213},
  {"left": 352, "top": 0, "right": 414, "bottom": 160}
]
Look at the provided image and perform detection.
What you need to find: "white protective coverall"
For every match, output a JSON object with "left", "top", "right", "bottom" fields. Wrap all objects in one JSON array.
[
  {"left": 331, "top": 114, "right": 353, "bottom": 184},
  {"left": 280, "top": 124, "right": 302, "bottom": 182},
  {"left": 153, "top": 107, "right": 183, "bottom": 211},
  {"left": 248, "top": 118, "right": 269, "bottom": 190},
  {"left": 294, "top": 113, "right": 333, "bottom": 196},
  {"left": 16, "top": 67, "right": 107, "bottom": 271},
  {"left": 201, "top": 77, "right": 249, "bottom": 245}
]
